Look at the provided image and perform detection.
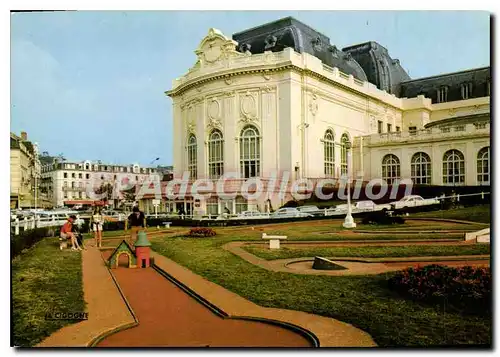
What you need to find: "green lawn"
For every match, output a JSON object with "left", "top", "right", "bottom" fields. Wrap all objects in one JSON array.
[
  {"left": 151, "top": 230, "right": 491, "bottom": 347},
  {"left": 243, "top": 244, "right": 491, "bottom": 260},
  {"left": 412, "top": 205, "right": 491, "bottom": 224},
  {"left": 12, "top": 238, "right": 85, "bottom": 347}
]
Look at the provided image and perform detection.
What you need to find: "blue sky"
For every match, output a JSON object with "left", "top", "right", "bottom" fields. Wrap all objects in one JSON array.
[{"left": 10, "top": 11, "right": 490, "bottom": 166}]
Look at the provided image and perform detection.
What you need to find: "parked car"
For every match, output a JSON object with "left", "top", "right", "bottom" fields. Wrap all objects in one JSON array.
[
  {"left": 271, "top": 207, "right": 313, "bottom": 219},
  {"left": 297, "top": 205, "right": 319, "bottom": 213},
  {"left": 390, "top": 195, "right": 440, "bottom": 210},
  {"left": 234, "top": 210, "right": 269, "bottom": 219}
]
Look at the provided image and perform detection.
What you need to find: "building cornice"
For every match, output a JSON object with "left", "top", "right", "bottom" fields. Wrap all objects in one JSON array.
[
  {"left": 166, "top": 63, "right": 403, "bottom": 112},
  {"left": 363, "top": 131, "right": 490, "bottom": 149}
]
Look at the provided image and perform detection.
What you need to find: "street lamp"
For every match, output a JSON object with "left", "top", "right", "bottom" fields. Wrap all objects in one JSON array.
[
  {"left": 343, "top": 141, "right": 356, "bottom": 229},
  {"left": 149, "top": 157, "right": 160, "bottom": 218}
]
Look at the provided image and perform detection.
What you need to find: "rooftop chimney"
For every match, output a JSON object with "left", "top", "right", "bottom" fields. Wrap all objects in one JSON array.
[{"left": 20, "top": 131, "right": 27, "bottom": 141}]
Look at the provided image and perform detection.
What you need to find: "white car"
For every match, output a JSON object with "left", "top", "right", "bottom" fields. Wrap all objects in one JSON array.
[
  {"left": 235, "top": 210, "right": 268, "bottom": 219},
  {"left": 390, "top": 195, "right": 440, "bottom": 210},
  {"left": 297, "top": 205, "right": 320, "bottom": 214},
  {"left": 271, "top": 207, "right": 312, "bottom": 219}
]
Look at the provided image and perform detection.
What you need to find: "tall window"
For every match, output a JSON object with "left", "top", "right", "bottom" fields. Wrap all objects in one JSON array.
[
  {"left": 411, "top": 152, "right": 431, "bottom": 184},
  {"left": 323, "top": 130, "right": 335, "bottom": 177},
  {"left": 443, "top": 149, "right": 465, "bottom": 185},
  {"left": 409, "top": 126, "right": 417, "bottom": 135},
  {"left": 187, "top": 134, "right": 197, "bottom": 180},
  {"left": 377, "top": 121, "right": 383, "bottom": 133},
  {"left": 461, "top": 82, "right": 473, "bottom": 100},
  {"left": 208, "top": 129, "right": 224, "bottom": 179},
  {"left": 206, "top": 197, "right": 219, "bottom": 216},
  {"left": 340, "top": 133, "right": 350, "bottom": 176},
  {"left": 437, "top": 86, "right": 448, "bottom": 103},
  {"left": 235, "top": 196, "right": 248, "bottom": 214},
  {"left": 239, "top": 126, "right": 260, "bottom": 178},
  {"left": 477, "top": 147, "right": 490, "bottom": 184},
  {"left": 382, "top": 154, "right": 400, "bottom": 185}
]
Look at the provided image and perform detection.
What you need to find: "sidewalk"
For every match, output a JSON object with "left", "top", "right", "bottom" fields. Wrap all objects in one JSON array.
[{"left": 37, "top": 246, "right": 136, "bottom": 347}]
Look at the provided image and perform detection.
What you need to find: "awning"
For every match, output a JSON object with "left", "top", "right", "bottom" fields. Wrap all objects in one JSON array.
[{"left": 64, "top": 200, "right": 106, "bottom": 205}]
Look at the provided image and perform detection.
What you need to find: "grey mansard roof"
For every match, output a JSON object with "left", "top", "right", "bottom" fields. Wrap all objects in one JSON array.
[
  {"left": 232, "top": 17, "right": 490, "bottom": 101},
  {"left": 232, "top": 17, "right": 368, "bottom": 82},
  {"left": 400, "top": 67, "right": 490, "bottom": 103}
]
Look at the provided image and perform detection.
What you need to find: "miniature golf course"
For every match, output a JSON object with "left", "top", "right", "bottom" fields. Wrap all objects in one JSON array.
[{"left": 95, "top": 249, "right": 314, "bottom": 347}]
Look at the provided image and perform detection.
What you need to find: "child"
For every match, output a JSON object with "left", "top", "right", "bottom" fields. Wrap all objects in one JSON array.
[{"left": 60, "top": 216, "right": 82, "bottom": 251}]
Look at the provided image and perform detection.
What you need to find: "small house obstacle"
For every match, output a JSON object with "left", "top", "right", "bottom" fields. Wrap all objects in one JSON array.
[
  {"left": 107, "top": 231, "right": 153, "bottom": 269},
  {"left": 108, "top": 240, "right": 138, "bottom": 268}
]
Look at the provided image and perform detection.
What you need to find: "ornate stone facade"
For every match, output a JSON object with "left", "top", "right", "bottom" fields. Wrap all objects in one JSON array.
[{"left": 165, "top": 19, "right": 490, "bottom": 215}]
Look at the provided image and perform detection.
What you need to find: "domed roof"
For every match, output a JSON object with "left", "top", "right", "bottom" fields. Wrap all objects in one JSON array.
[{"left": 232, "top": 17, "right": 367, "bottom": 81}]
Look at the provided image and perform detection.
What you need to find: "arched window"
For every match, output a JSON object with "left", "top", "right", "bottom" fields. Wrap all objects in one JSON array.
[
  {"left": 477, "top": 146, "right": 490, "bottom": 184},
  {"left": 442, "top": 149, "right": 465, "bottom": 185},
  {"left": 324, "top": 130, "right": 335, "bottom": 177},
  {"left": 239, "top": 126, "right": 260, "bottom": 178},
  {"left": 208, "top": 130, "right": 224, "bottom": 179},
  {"left": 187, "top": 134, "right": 197, "bottom": 180},
  {"left": 340, "top": 133, "right": 350, "bottom": 176},
  {"left": 411, "top": 152, "right": 431, "bottom": 184},
  {"left": 382, "top": 154, "right": 400, "bottom": 185}
]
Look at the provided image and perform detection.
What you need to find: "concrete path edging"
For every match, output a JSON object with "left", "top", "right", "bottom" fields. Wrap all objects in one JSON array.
[
  {"left": 223, "top": 241, "right": 490, "bottom": 276},
  {"left": 36, "top": 247, "right": 136, "bottom": 347},
  {"left": 150, "top": 251, "right": 377, "bottom": 347}
]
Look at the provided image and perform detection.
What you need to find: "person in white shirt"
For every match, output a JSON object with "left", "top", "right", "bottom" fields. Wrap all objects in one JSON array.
[{"left": 91, "top": 206, "right": 104, "bottom": 248}]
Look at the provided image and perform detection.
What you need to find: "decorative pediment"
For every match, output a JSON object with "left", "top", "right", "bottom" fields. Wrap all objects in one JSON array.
[{"left": 194, "top": 28, "right": 242, "bottom": 66}]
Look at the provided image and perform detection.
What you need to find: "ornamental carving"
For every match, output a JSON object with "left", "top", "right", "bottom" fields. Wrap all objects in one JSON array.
[
  {"left": 329, "top": 45, "right": 339, "bottom": 57},
  {"left": 343, "top": 52, "right": 353, "bottom": 61},
  {"left": 187, "top": 120, "right": 196, "bottom": 134},
  {"left": 264, "top": 35, "right": 278, "bottom": 50},
  {"left": 261, "top": 85, "right": 274, "bottom": 93},
  {"left": 240, "top": 92, "right": 257, "bottom": 122},
  {"left": 224, "top": 76, "right": 233, "bottom": 85},
  {"left": 263, "top": 71, "right": 271, "bottom": 80},
  {"left": 194, "top": 28, "right": 243, "bottom": 67},
  {"left": 369, "top": 116, "right": 376, "bottom": 131},
  {"left": 309, "top": 99, "right": 318, "bottom": 116},
  {"left": 311, "top": 37, "right": 323, "bottom": 52},
  {"left": 206, "top": 118, "right": 222, "bottom": 131},
  {"left": 207, "top": 98, "right": 221, "bottom": 120}
]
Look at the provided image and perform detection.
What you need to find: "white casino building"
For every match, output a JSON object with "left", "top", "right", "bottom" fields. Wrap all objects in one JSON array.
[{"left": 165, "top": 17, "right": 490, "bottom": 216}]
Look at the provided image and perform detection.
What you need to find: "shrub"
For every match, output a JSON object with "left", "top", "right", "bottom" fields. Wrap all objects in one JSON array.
[
  {"left": 388, "top": 264, "right": 491, "bottom": 315},
  {"left": 361, "top": 211, "right": 405, "bottom": 225},
  {"left": 11, "top": 227, "right": 57, "bottom": 259},
  {"left": 186, "top": 227, "right": 216, "bottom": 237}
]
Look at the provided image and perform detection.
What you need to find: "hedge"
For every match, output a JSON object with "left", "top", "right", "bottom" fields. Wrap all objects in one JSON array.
[{"left": 11, "top": 227, "right": 58, "bottom": 259}]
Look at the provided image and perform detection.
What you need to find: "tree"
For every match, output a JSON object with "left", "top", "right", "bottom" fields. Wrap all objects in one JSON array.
[{"left": 95, "top": 182, "right": 114, "bottom": 202}]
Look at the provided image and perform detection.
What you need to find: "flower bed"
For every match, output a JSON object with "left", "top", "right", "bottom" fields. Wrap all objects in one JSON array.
[
  {"left": 388, "top": 264, "right": 491, "bottom": 315},
  {"left": 186, "top": 227, "right": 216, "bottom": 237}
]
